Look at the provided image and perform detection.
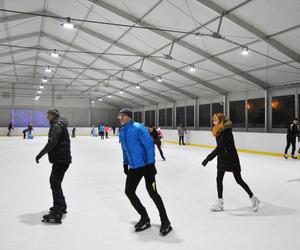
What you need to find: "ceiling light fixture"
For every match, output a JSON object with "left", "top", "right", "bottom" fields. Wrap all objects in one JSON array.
[
  {"left": 119, "top": 90, "right": 124, "bottom": 94},
  {"left": 98, "top": 98, "right": 103, "bottom": 101},
  {"left": 135, "top": 84, "right": 140, "bottom": 89},
  {"left": 62, "top": 17, "right": 74, "bottom": 29},
  {"left": 108, "top": 95, "right": 112, "bottom": 98},
  {"left": 91, "top": 100, "right": 95, "bottom": 104},
  {"left": 34, "top": 95, "right": 40, "bottom": 101},
  {"left": 156, "top": 76, "right": 162, "bottom": 82},
  {"left": 42, "top": 77, "right": 47, "bottom": 83},
  {"left": 37, "top": 90, "right": 42, "bottom": 94},
  {"left": 39, "top": 84, "right": 44, "bottom": 89},
  {"left": 189, "top": 64, "right": 196, "bottom": 72},
  {"left": 241, "top": 46, "right": 249, "bottom": 56},
  {"left": 45, "top": 66, "right": 52, "bottom": 73},
  {"left": 51, "top": 49, "right": 59, "bottom": 58}
]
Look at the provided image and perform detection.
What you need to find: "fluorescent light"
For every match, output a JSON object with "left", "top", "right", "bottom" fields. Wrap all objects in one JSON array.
[
  {"left": 189, "top": 64, "right": 196, "bottom": 72},
  {"left": 45, "top": 66, "right": 52, "bottom": 73},
  {"left": 62, "top": 17, "right": 74, "bottom": 29},
  {"left": 156, "top": 76, "right": 162, "bottom": 82},
  {"left": 135, "top": 84, "right": 140, "bottom": 89},
  {"left": 37, "top": 90, "right": 42, "bottom": 94},
  {"left": 241, "top": 46, "right": 249, "bottom": 55},
  {"left": 39, "top": 84, "right": 44, "bottom": 89},
  {"left": 51, "top": 49, "right": 59, "bottom": 58},
  {"left": 42, "top": 77, "right": 47, "bottom": 83}
]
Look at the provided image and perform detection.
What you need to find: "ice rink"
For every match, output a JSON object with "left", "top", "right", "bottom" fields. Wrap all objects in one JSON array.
[{"left": 0, "top": 136, "right": 299, "bottom": 250}]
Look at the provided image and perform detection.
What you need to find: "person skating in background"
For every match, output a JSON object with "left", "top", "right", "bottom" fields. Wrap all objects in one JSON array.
[
  {"left": 98, "top": 123, "right": 104, "bottom": 140},
  {"left": 91, "top": 125, "right": 96, "bottom": 136},
  {"left": 177, "top": 123, "right": 186, "bottom": 145},
  {"left": 71, "top": 127, "right": 76, "bottom": 138},
  {"left": 104, "top": 124, "right": 110, "bottom": 139},
  {"left": 284, "top": 117, "right": 299, "bottom": 159},
  {"left": 7, "top": 121, "right": 14, "bottom": 136},
  {"left": 118, "top": 108, "right": 172, "bottom": 236},
  {"left": 35, "top": 109, "right": 72, "bottom": 224},
  {"left": 157, "top": 127, "right": 164, "bottom": 147},
  {"left": 23, "top": 123, "right": 34, "bottom": 139},
  {"left": 148, "top": 125, "right": 166, "bottom": 161},
  {"left": 202, "top": 113, "right": 260, "bottom": 212},
  {"left": 112, "top": 126, "right": 116, "bottom": 135}
]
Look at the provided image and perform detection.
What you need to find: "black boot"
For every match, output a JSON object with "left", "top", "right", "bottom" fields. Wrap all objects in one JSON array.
[
  {"left": 42, "top": 206, "right": 64, "bottom": 224},
  {"left": 49, "top": 206, "right": 67, "bottom": 214},
  {"left": 160, "top": 220, "right": 172, "bottom": 236},
  {"left": 135, "top": 216, "right": 151, "bottom": 232}
]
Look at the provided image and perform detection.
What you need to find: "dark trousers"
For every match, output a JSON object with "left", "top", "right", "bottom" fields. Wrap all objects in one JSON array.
[
  {"left": 216, "top": 170, "right": 253, "bottom": 199},
  {"left": 179, "top": 136, "right": 185, "bottom": 145},
  {"left": 284, "top": 137, "right": 296, "bottom": 155},
  {"left": 105, "top": 132, "right": 109, "bottom": 139},
  {"left": 23, "top": 130, "right": 27, "bottom": 139},
  {"left": 125, "top": 165, "right": 169, "bottom": 222},
  {"left": 50, "top": 163, "right": 69, "bottom": 208},
  {"left": 155, "top": 140, "right": 165, "bottom": 160}
]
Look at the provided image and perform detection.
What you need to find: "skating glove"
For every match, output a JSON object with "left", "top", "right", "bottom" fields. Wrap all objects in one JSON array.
[
  {"left": 123, "top": 164, "right": 129, "bottom": 175},
  {"left": 35, "top": 153, "right": 42, "bottom": 164},
  {"left": 201, "top": 158, "right": 209, "bottom": 167}
]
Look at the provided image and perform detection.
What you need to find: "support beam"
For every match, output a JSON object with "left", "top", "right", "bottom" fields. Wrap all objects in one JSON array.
[
  {"left": 0, "top": 11, "right": 42, "bottom": 23},
  {"left": 195, "top": 0, "right": 300, "bottom": 63},
  {"left": 88, "top": 0, "right": 269, "bottom": 89}
]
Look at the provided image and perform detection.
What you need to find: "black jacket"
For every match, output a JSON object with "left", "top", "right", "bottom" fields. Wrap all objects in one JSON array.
[
  {"left": 37, "top": 117, "right": 72, "bottom": 164},
  {"left": 205, "top": 120, "right": 240, "bottom": 172},
  {"left": 286, "top": 123, "right": 299, "bottom": 140}
]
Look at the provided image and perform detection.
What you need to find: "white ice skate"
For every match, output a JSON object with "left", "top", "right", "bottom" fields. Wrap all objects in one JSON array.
[
  {"left": 250, "top": 195, "right": 260, "bottom": 212},
  {"left": 210, "top": 198, "right": 224, "bottom": 212}
]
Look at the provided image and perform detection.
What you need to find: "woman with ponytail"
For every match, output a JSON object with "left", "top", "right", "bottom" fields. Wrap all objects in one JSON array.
[{"left": 202, "top": 113, "right": 260, "bottom": 212}]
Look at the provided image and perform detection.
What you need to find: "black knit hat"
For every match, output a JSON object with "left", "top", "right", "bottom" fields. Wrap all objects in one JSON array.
[
  {"left": 119, "top": 108, "right": 133, "bottom": 118},
  {"left": 47, "top": 108, "right": 60, "bottom": 117}
]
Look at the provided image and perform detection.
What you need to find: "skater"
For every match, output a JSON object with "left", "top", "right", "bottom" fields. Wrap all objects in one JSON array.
[
  {"left": 98, "top": 123, "right": 104, "bottom": 140},
  {"left": 148, "top": 125, "right": 166, "bottom": 161},
  {"left": 284, "top": 117, "right": 299, "bottom": 159},
  {"left": 118, "top": 108, "right": 172, "bottom": 236},
  {"left": 23, "top": 123, "right": 34, "bottom": 139},
  {"left": 35, "top": 109, "right": 72, "bottom": 224},
  {"left": 177, "top": 123, "right": 186, "bottom": 145},
  {"left": 91, "top": 125, "right": 95, "bottom": 135},
  {"left": 7, "top": 121, "right": 14, "bottom": 136},
  {"left": 104, "top": 124, "right": 110, "bottom": 139},
  {"left": 71, "top": 127, "right": 76, "bottom": 138},
  {"left": 201, "top": 113, "right": 260, "bottom": 212},
  {"left": 157, "top": 127, "right": 164, "bottom": 147},
  {"left": 112, "top": 126, "right": 116, "bottom": 135}
]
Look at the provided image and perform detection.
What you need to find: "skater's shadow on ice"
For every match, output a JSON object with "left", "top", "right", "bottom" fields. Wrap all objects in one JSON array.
[
  {"left": 18, "top": 211, "right": 66, "bottom": 225},
  {"left": 130, "top": 221, "right": 183, "bottom": 244},
  {"left": 226, "top": 202, "right": 298, "bottom": 217},
  {"left": 288, "top": 178, "right": 300, "bottom": 182}
]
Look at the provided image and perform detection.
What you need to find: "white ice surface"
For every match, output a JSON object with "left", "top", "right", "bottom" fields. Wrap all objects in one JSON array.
[{"left": 0, "top": 136, "right": 299, "bottom": 250}]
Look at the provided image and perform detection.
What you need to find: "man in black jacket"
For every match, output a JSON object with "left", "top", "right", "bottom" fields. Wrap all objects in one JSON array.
[
  {"left": 284, "top": 118, "right": 299, "bottom": 159},
  {"left": 35, "top": 109, "right": 72, "bottom": 223}
]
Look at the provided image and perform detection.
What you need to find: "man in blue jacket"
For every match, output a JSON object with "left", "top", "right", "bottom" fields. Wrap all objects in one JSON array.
[{"left": 118, "top": 108, "right": 172, "bottom": 236}]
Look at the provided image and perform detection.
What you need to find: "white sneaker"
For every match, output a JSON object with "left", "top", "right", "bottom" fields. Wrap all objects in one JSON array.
[
  {"left": 250, "top": 195, "right": 260, "bottom": 212},
  {"left": 210, "top": 198, "right": 224, "bottom": 212}
]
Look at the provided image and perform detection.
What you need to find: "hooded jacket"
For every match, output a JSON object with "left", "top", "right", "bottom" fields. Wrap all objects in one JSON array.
[
  {"left": 37, "top": 116, "right": 72, "bottom": 164},
  {"left": 119, "top": 121, "right": 155, "bottom": 169},
  {"left": 205, "top": 120, "right": 240, "bottom": 172}
]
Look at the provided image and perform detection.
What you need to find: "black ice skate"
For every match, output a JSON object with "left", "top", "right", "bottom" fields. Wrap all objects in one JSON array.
[
  {"left": 42, "top": 206, "right": 64, "bottom": 224},
  {"left": 160, "top": 220, "right": 172, "bottom": 236},
  {"left": 135, "top": 217, "right": 151, "bottom": 232}
]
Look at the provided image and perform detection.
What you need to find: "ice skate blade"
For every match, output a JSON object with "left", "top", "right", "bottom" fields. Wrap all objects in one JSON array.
[
  {"left": 253, "top": 200, "right": 260, "bottom": 212},
  {"left": 210, "top": 208, "right": 224, "bottom": 212},
  {"left": 135, "top": 223, "right": 151, "bottom": 232},
  {"left": 160, "top": 226, "right": 172, "bottom": 236},
  {"left": 41, "top": 219, "right": 62, "bottom": 224}
]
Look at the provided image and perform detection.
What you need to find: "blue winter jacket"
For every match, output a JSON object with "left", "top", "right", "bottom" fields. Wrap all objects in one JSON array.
[{"left": 119, "top": 121, "right": 155, "bottom": 169}]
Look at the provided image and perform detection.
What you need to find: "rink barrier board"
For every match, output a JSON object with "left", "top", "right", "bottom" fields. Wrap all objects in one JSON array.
[{"left": 164, "top": 140, "right": 296, "bottom": 158}]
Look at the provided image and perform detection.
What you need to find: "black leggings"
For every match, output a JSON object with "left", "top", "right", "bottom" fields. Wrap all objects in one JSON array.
[
  {"left": 50, "top": 163, "right": 69, "bottom": 208},
  {"left": 179, "top": 136, "right": 185, "bottom": 145},
  {"left": 284, "top": 137, "right": 296, "bottom": 155},
  {"left": 155, "top": 140, "right": 165, "bottom": 160},
  {"left": 216, "top": 170, "right": 253, "bottom": 199},
  {"left": 125, "top": 165, "right": 169, "bottom": 221}
]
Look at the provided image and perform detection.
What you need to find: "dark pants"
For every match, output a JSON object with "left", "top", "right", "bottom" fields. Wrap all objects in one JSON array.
[
  {"left": 125, "top": 165, "right": 169, "bottom": 222},
  {"left": 72, "top": 132, "right": 75, "bottom": 138},
  {"left": 179, "top": 136, "right": 185, "bottom": 145},
  {"left": 155, "top": 140, "right": 165, "bottom": 160},
  {"left": 23, "top": 130, "right": 27, "bottom": 139},
  {"left": 50, "top": 163, "right": 69, "bottom": 208},
  {"left": 99, "top": 132, "right": 104, "bottom": 139},
  {"left": 105, "top": 132, "right": 109, "bottom": 139},
  {"left": 7, "top": 129, "right": 12, "bottom": 136},
  {"left": 216, "top": 170, "right": 253, "bottom": 199},
  {"left": 285, "top": 137, "right": 296, "bottom": 155}
]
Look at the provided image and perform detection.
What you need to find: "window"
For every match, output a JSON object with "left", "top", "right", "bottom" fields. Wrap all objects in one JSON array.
[
  {"left": 272, "top": 95, "right": 295, "bottom": 128},
  {"left": 150, "top": 110, "right": 156, "bottom": 126},
  {"left": 186, "top": 105, "right": 194, "bottom": 127},
  {"left": 212, "top": 102, "right": 223, "bottom": 115},
  {"left": 166, "top": 108, "right": 172, "bottom": 127},
  {"left": 159, "top": 109, "right": 166, "bottom": 126},
  {"left": 247, "top": 98, "right": 265, "bottom": 128},
  {"left": 133, "top": 111, "right": 142, "bottom": 123},
  {"left": 145, "top": 110, "right": 150, "bottom": 126},
  {"left": 230, "top": 100, "right": 245, "bottom": 127},
  {"left": 199, "top": 104, "right": 210, "bottom": 127},
  {"left": 176, "top": 106, "right": 185, "bottom": 126}
]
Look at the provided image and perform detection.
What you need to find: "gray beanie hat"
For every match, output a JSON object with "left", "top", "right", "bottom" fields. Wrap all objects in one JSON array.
[
  {"left": 47, "top": 108, "right": 60, "bottom": 117},
  {"left": 119, "top": 108, "right": 133, "bottom": 118}
]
